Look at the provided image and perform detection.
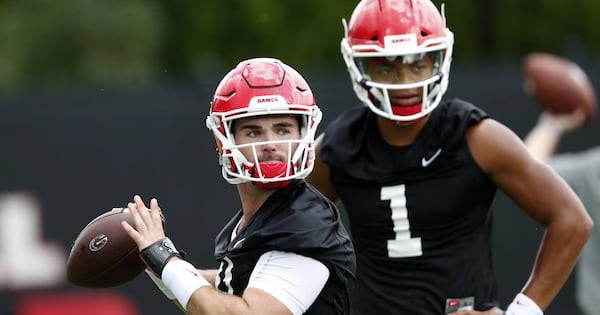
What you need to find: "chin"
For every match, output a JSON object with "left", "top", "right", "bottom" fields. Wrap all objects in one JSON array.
[{"left": 394, "top": 115, "right": 429, "bottom": 126}]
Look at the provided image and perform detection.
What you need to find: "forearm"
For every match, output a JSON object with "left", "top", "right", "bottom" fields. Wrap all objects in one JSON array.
[
  {"left": 187, "top": 287, "right": 254, "bottom": 315},
  {"left": 183, "top": 251, "right": 326, "bottom": 315},
  {"left": 162, "top": 260, "right": 290, "bottom": 315},
  {"left": 523, "top": 109, "right": 586, "bottom": 160},
  {"left": 521, "top": 215, "right": 592, "bottom": 309},
  {"left": 200, "top": 269, "right": 218, "bottom": 287},
  {"left": 145, "top": 269, "right": 188, "bottom": 313},
  {"left": 145, "top": 258, "right": 254, "bottom": 315},
  {"left": 523, "top": 118, "right": 561, "bottom": 161},
  {"left": 147, "top": 279, "right": 257, "bottom": 315}
]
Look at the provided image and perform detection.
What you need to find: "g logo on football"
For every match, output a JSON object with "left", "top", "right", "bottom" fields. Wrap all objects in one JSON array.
[{"left": 89, "top": 234, "right": 108, "bottom": 252}]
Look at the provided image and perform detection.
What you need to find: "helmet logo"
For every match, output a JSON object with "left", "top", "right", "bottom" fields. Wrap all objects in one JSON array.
[
  {"left": 248, "top": 95, "right": 287, "bottom": 110},
  {"left": 385, "top": 34, "right": 417, "bottom": 49},
  {"left": 257, "top": 97, "right": 279, "bottom": 103}
]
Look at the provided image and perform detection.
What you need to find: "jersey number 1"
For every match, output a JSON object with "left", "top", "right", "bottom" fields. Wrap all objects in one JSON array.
[{"left": 381, "top": 185, "right": 422, "bottom": 258}]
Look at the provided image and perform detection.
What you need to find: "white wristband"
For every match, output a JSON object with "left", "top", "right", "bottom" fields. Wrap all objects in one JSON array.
[
  {"left": 162, "top": 259, "right": 211, "bottom": 310},
  {"left": 145, "top": 269, "right": 175, "bottom": 300},
  {"left": 505, "top": 293, "right": 543, "bottom": 315}
]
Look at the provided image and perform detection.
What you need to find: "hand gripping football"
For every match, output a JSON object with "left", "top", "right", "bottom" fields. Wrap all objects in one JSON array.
[
  {"left": 523, "top": 52, "right": 597, "bottom": 121},
  {"left": 66, "top": 207, "right": 145, "bottom": 288}
]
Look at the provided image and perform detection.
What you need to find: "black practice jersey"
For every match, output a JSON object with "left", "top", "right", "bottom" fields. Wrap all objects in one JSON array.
[
  {"left": 320, "top": 99, "right": 499, "bottom": 315},
  {"left": 214, "top": 180, "right": 356, "bottom": 315}
]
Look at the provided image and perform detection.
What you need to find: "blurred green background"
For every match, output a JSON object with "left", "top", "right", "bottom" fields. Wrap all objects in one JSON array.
[
  {"left": 1, "top": 1, "right": 598, "bottom": 315},
  {"left": 0, "top": 0, "right": 598, "bottom": 93}
]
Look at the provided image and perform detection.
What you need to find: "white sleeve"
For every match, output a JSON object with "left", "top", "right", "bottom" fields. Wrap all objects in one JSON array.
[{"left": 247, "top": 250, "right": 330, "bottom": 315}]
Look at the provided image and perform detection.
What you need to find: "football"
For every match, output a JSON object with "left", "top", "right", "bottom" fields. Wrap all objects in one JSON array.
[
  {"left": 523, "top": 52, "right": 597, "bottom": 120},
  {"left": 66, "top": 207, "right": 145, "bottom": 288}
]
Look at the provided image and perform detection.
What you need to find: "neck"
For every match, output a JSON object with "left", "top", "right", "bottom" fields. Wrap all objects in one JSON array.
[
  {"left": 377, "top": 115, "right": 430, "bottom": 146},
  {"left": 236, "top": 182, "right": 276, "bottom": 225}
]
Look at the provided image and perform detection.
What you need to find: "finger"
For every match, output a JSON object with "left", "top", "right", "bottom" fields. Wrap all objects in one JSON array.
[
  {"left": 128, "top": 201, "right": 147, "bottom": 233},
  {"left": 153, "top": 198, "right": 166, "bottom": 224},
  {"left": 134, "top": 195, "right": 146, "bottom": 208},
  {"left": 122, "top": 220, "right": 154, "bottom": 251},
  {"left": 134, "top": 195, "right": 148, "bottom": 213},
  {"left": 572, "top": 106, "right": 587, "bottom": 124},
  {"left": 150, "top": 198, "right": 163, "bottom": 225},
  {"left": 134, "top": 195, "right": 153, "bottom": 227},
  {"left": 121, "top": 221, "right": 141, "bottom": 245}
]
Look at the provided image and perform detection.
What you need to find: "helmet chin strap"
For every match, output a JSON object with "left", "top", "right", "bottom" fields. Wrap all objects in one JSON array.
[{"left": 252, "top": 162, "right": 292, "bottom": 189}]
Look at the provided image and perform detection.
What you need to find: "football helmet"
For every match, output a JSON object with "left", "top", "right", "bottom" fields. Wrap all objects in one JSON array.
[
  {"left": 341, "top": 0, "right": 454, "bottom": 122},
  {"left": 206, "top": 58, "right": 322, "bottom": 189}
]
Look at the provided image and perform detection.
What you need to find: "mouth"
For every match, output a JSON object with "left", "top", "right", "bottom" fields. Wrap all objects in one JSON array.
[
  {"left": 259, "top": 160, "right": 280, "bottom": 164},
  {"left": 391, "top": 94, "right": 421, "bottom": 107},
  {"left": 258, "top": 158, "right": 284, "bottom": 164},
  {"left": 391, "top": 96, "right": 421, "bottom": 106}
]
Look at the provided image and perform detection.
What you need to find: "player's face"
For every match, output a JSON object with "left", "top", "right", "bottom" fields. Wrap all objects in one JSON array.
[
  {"left": 365, "top": 54, "right": 435, "bottom": 106},
  {"left": 232, "top": 115, "right": 301, "bottom": 165},
  {"left": 366, "top": 54, "right": 435, "bottom": 84}
]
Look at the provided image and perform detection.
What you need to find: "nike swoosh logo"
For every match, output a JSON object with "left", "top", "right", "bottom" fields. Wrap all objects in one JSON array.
[{"left": 421, "top": 148, "right": 442, "bottom": 167}]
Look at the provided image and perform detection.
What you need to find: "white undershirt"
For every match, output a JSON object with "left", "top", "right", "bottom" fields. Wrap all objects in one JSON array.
[
  {"left": 247, "top": 250, "right": 330, "bottom": 315},
  {"left": 231, "top": 218, "right": 329, "bottom": 314}
]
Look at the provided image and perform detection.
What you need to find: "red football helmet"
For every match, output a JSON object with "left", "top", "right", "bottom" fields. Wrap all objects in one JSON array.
[
  {"left": 341, "top": 0, "right": 454, "bottom": 122},
  {"left": 206, "top": 58, "right": 322, "bottom": 189}
]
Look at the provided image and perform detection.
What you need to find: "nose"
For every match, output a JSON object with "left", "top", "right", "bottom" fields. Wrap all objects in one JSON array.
[
  {"left": 261, "top": 130, "right": 278, "bottom": 142},
  {"left": 261, "top": 142, "right": 277, "bottom": 152},
  {"left": 259, "top": 132, "right": 278, "bottom": 152},
  {"left": 391, "top": 66, "right": 413, "bottom": 84},
  {"left": 257, "top": 137, "right": 280, "bottom": 163}
]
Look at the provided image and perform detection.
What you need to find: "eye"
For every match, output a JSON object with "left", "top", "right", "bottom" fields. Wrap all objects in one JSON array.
[
  {"left": 246, "top": 129, "right": 260, "bottom": 137},
  {"left": 372, "top": 64, "right": 394, "bottom": 76},
  {"left": 412, "top": 62, "right": 424, "bottom": 71},
  {"left": 276, "top": 127, "right": 292, "bottom": 136},
  {"left": 410, "top": 61, "right": 432, "bottom": 74}
]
